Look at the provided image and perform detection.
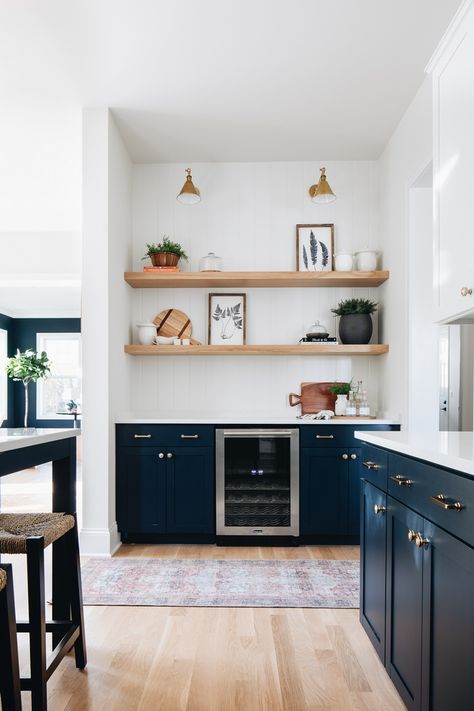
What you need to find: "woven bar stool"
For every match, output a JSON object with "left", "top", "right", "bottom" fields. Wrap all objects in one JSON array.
[
  {"left": 0, "top": 512, "right": 86, "bottom": 711},
  {"left": 0, "top": 564, "right": 22, "bottom": 710}
]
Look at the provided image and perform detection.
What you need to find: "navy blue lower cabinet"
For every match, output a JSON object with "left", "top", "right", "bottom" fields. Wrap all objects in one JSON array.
[
  {"left": 347, "top": 448, "right": 362, "bottom": 535},
  {"left": 300, "top": 448, "right": 349, "bottom": 535},
  {"left": 421, "top": 520, "right": 474, "bottom": 711},
  {"left": 359, "top": 480, "right": 387, "bottom": 663},
  {"left": 116, "top": 448, "right": 167, "bottom": 534},
  {"left": 166, "top": 447, "right": 214, "bottom": 534},
  {"left": 386, "top": 496, "right": 424, "bottom": 711}
]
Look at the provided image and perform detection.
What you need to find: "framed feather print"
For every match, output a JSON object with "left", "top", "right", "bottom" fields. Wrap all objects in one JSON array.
[{"left": 296, "top": 224, "right": 334, "bottom": 272}]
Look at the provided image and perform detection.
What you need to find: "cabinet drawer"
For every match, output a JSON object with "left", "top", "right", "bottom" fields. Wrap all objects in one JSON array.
[
  {"left": 116, "top": 424, "right": 214, "bottom": 447},
  {"left": 388, "top": 453, "right": 474, "bottom": 546},
  {"left": 300, "top": 424, "right": 397, "bottom": 448},
  {"left": 359, "top": 444, "right": 388, "bottom": 489}
]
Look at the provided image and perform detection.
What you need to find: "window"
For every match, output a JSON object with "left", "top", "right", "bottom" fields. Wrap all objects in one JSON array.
[
  {"left": 0, "top": 328, "right": 7, "bottom": 424},
  {"left": 36, "top": 333, "right": 82, "bottom": 420}
]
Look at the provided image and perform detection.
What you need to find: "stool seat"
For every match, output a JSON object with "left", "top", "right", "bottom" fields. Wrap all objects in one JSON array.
[{"left": 0, "top": 512, "right": 75, "bottom": 553}]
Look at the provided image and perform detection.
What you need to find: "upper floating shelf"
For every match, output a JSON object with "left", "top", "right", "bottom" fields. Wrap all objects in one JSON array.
[{"left": 124, "top": 270, "right": 389, "bottom": 289}]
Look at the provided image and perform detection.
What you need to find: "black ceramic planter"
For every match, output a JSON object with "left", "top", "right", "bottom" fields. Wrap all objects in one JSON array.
[{"left": 338, "top": 313, "right": 373, "bottom": 344}]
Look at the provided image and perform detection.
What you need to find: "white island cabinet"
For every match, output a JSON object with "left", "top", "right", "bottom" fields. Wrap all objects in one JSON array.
[{"left": 429, "top": 0, "right": 474, "bottom": 323}]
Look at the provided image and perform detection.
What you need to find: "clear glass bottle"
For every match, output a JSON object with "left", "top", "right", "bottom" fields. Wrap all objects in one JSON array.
[
  {"left": 358, "top": 391, "right": 370, "bottom": 417},
  {"left": 346, "top": 390, "right": 357, "bottom": 416}
]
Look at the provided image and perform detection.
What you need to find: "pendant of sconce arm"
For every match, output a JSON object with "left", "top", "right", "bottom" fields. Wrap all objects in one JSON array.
[
  {"left": 177, "top": 168, "right": 201, "bottom": 204},
  {"left": 309, "top": 167, "right": 336, "bottom": 204}
]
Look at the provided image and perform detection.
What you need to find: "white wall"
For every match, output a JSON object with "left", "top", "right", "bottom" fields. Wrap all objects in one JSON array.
[
  {"left": 378, "top": 78, "right": 434, "bottom": 425},
  {"left": 81, "top": 108, "right": 132, "bottom": 555},
  {"left": 129, "top": 161, "right": 382, "bottom": 417}
]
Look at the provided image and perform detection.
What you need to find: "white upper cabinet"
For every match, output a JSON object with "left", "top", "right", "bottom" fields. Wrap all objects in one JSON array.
[{"left": 429, "top": 1, "right": 474, "bottom": 323}]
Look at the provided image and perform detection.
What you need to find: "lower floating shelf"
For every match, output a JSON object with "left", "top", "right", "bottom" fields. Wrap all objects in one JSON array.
[{"left": 124, "top": 344, "right": 389, "bottom": 356}]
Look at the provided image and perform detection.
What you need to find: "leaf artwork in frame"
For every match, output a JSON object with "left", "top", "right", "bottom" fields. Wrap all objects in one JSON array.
[
  {"left": 296, "top": 224, "right": 334, "bottom": 272},
  {"left": 208, "top": 293, "right": 246, "bottom": 345}
]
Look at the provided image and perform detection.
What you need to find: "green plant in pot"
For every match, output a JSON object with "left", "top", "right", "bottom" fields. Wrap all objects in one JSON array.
[
  {"left": 5, "top": 349, "right": 51, "bottom": 428},
  {"left": 331, "top": 298, "right": 377, "bottom": 344},
  {"left": 142, "top": 236, "right": 188, "bottom": 268}
]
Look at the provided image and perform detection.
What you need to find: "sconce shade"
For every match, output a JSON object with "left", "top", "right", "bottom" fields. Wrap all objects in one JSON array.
[
  {"left": 177, "top": 168, "right": 201, "bottom": 204},
  {"left": 309, "top": 167, "right": 336, "bottom": 204}
]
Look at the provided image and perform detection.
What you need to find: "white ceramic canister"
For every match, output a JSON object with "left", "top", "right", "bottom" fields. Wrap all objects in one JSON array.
[
  {"left": 136, "top": 323, "right": 156, "bottom": 345},
  {"left": 334, "top": 252, "right": 353, "bottom": 271},
  {"left": 354, "top": 250, "right": 378, "bottom": 271}
]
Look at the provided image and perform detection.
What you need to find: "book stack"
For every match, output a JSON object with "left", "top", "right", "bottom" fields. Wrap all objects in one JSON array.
[
  {"left": 143, "top": 266, "right": 180, "bottom": 272},
  {"left": 299, "top": 337, "right": 338, "bottom": 344}
]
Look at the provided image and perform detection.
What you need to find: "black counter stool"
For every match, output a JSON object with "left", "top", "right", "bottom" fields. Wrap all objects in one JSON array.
[
  {"left": 0, "top": 563, "right": 22, "bottom": 710},
  {"left": 0, "top": 512, "right": 86, "bottom": 711}
]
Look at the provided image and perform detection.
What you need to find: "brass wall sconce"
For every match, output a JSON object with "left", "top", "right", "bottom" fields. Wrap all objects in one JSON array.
[
  {"left": 309, "top": 167, "right": 336, "bottom": 204},
  {"left": 177, "top": 168, "right": 201, "bottom": 204}
]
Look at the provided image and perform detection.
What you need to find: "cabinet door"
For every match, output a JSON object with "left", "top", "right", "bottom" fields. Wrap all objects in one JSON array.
[
  {"left": 166, "top": 447, "right": 214, "bottom": 534},
  {"left": 359, "top": 480, "right": 387, "bottom": 662},
  {"left": 300, "top": 448, "right": 348, "bottom": 535},
  {"left": 116, "top": 448, "right": 166, "bottom": 534},
  {"left": 386, "top": 497, "right": 424, "bottom": 711},
  {"left": 434, "top": 9, "right": 474, "bottom": 322},
  {"left": 421, "top": 520, "right": 474, "bottom": 711},
  {"left": 347, "top": 448, "right": 362, "bottom": 535}
]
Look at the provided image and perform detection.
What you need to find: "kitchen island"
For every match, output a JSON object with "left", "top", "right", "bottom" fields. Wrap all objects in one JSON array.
[{"left": 354, "top": 429, "right": 474, "bottom": 711}]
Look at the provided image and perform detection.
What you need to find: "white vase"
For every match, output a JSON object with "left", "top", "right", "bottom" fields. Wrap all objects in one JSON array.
[
  {"left": 335, "top": 394, "right": 347, "bottom": 416},
  {"left": 136, "top": 323, "right": 156, "bottom": 345}
]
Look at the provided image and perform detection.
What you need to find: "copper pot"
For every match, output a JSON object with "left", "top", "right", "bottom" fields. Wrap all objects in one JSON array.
[{"left": 150, "top": 252, "right": 180, "bottom": 267}]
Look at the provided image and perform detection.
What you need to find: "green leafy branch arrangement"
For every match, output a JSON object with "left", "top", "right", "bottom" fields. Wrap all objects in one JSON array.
[
  {"left": 5, "top": 349, "right": 51, "bottom": 427},
  {"left": 142, "top": 236, "right": 188, "bottom": 260},
  {"left": 331, "top": 298, "right": 378, "bottom": 316},
  {"left": 328, "top": 381, "right": 352, "bottom": 396}
]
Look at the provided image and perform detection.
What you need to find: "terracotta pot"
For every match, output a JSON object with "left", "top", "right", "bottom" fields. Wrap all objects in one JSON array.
[{"left": 150, "top": 252, "right": 180, "bottom": 267}]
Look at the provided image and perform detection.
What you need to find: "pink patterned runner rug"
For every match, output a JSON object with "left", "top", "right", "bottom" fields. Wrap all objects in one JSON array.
[{"left": 81, "top": 558, "right": 359, "bottom": 608}]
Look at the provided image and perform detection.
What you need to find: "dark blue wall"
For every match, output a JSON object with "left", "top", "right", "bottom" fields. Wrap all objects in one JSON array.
[{"left": 1, "top": 315, "right": 81, "bottom": 428}]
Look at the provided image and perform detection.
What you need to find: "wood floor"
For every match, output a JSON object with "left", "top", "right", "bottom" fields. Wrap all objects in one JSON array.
[{"left": 1, "top": 469, "right": 405, "bottom": 710}]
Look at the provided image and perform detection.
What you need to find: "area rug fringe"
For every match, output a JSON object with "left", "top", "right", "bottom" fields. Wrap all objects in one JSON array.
[{"left": 81, "top": 558, "right": 359, "bottom": 608}]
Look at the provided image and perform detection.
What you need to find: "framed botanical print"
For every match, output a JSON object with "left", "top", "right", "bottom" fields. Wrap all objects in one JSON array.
[
  {"left": 296, "top": 224, "right": 334, "bottom": 272},
  {"left": 208, "top": 293, "right": 246, "bottom": 345}
]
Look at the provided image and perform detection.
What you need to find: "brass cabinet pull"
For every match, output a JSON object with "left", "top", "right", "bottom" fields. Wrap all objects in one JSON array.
[
  {"left": 158, "top": 452, "right": 165, "bottom": 459},
  {"left": 181, "top": 434, "right": 199, "bottom": 439},
  {"left": 342, "top": 453, "right": 349, "bottom": 460},
  {"left": 408, "top": 529, "right": 417, "bottom": 542},
  {"left": 362, "top": 461, "right": 380, "bottom": 470},
  {"left": 415, "top": 533, "right": 429, "bottom": 548},
  {"left": 166, "top": 452, "right": 173, "bottom": 459},
  {"left": 460, "top": 287, "right": 472, "bottom": 296},
  {"left": 350, "top": 453, "right": 357, "bottom": 460},
  {"left": 134, "top": 434, "right": 152, "bottom": 439},
  {"left": 315, "top": 434, "right": 334, "bottom": 439},
  {"left": 374, "top": 504, "right": 386, "bottom": 514},
  {"left": 430, "top": 494, "right": 464, "bottom": 511},
  {"left": 390, "top": 474, "right": 414, "bottom": 487}
]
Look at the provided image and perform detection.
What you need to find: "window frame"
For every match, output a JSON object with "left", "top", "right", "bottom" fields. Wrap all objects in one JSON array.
[{"left": 36, "top": 332, "right": 82, "bottom": 421}]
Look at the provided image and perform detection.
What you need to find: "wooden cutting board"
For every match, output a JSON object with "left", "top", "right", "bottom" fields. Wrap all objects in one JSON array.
[
  {"left": 288, "top": 382, "right": 339, "bottom": 414},
  {"left": 153, "top": 309, "right": 201, "bottom": 344}
]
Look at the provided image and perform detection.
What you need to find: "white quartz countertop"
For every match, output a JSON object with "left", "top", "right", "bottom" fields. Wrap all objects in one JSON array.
[
  {"left": 0, "top": 428, "right": 80, "bottom": 454},
  {"left": 116, "top": 414, "right": 398, "bottom": 426},
  {"left": 354, "top": 430, "right": 474, "bottom": 476}
]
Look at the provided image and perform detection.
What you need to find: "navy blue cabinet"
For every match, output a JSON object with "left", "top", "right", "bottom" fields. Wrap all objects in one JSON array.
[
  {"left": 116, "top": 425, "right": 215, "bottom": 539},
  {"left": 359, "top": 480, "right": 387, "bottom": 663}
]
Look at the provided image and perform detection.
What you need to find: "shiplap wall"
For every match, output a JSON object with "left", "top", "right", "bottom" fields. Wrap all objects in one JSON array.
[{"left": 129, "top": 161, "right": 382, "bottom": 417}]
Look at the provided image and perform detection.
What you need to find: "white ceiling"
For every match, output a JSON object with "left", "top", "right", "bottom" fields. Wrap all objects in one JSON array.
[{"left": 0, "top": 0, "right": 462, "bottom": 163}]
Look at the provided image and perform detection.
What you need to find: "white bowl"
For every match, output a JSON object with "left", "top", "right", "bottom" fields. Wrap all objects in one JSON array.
[{"left": 154, "top": 336, "right": 175, "bottom": 345}]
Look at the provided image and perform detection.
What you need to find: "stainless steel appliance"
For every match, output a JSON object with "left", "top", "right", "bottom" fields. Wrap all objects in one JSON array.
[{"left": 216, "top": 428, "right": 299, "bottom": 537}]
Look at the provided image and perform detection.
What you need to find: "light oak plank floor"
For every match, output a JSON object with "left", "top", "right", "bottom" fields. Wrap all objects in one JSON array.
[{"left": 1, "top": 470, "right": 405, "bottom": 710}]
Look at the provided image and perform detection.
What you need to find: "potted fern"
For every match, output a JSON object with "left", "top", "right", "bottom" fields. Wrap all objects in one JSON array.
[
  {"left": 5, "top": 349, "right": 51, "bottom": 428},
  {"left": 331, "top": 298, "right": 377, "bottom": 344},
  {"left": 142, "top": 237, "right": 188, "bottom": 268}
]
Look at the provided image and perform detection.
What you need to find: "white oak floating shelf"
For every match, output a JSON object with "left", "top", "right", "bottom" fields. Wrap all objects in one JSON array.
[
  {"left": 124, "top": 270, "right": 389, "bottom": 289},
  {"left": 124, "top": 344, "right": 389, "bottom": 357}
]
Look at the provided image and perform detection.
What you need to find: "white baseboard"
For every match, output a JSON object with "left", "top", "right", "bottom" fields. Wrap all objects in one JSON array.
[{"left": 79, "top": 523, "right": 121, "bottom": 557}]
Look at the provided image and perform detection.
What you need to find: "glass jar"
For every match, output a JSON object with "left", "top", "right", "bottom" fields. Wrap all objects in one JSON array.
[
  {"left": 199, "top": 252, "right": 223, "bottom": 271},
  {"left": 345, "top": 390, "right": 357, "bottom": 416}
]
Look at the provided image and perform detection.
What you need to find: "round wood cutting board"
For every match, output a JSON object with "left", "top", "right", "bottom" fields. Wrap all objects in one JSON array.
[{"left": 153, "top": 309, "right": 201, "bottom": 344}]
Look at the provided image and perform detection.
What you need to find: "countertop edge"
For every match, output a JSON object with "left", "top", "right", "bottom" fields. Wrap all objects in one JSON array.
[
  {"left": 115, "top": 417, "right": 400, "bottom": 425},
  {"left": 0, "top": 428, "right": 81, "bottom": 454}
]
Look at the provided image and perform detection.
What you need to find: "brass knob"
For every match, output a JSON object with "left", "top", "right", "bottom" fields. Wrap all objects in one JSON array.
[
  {"left": 415, "top": 533, "right": 429, "bottom": 548},
  {"left": 374, "top": 504, "right": 386, "bottom": 514},
  {"left": 158, "top": 452, "right": 165, "bottom": 459},
  {"left": 166, "top": 452, "right": 173, "bottom": 459},
  {"left": 350, "top": 453, "right": 357, "bottom": 460},
  {"left": 341, "top": 453, "right": 349, "bottom": 460},
  {"left": 408, "top": 529, "right": 416, "bottom": 542},
  {"left": 460, "top": 287, "right": 473, "bottom": 296}
]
